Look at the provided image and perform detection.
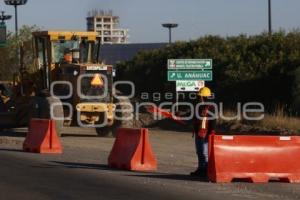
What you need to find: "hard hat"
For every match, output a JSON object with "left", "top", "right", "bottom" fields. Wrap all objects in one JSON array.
[{"left": 198, "top": 87, "right": 212, "bottom": 97}]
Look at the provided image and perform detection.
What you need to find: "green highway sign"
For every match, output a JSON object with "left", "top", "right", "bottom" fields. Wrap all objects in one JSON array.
[
  {"left": 168, "top": 71, "right": 213, "bottom": 81},
  {"left": 0, "top": 24, "right": 6, "bottom": 47},
  {"left": 168, "top": 59, "right": 212, "bottom": 69}
]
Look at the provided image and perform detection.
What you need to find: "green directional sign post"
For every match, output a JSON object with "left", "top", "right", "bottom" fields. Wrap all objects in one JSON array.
[
  {"left": 0, "top": 24, "right": 7, "bottom": 47},
  {"left": 168, "top": 71, "right": 213, "bottom": 81},
  {"left": 168, "top": 59, "right": 212, "bottom": 69},
  {"left": 167, "top": 58, "right": 213, "bottom": 111}
]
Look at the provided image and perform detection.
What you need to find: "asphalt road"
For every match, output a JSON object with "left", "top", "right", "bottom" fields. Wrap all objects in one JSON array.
[
  {"left": 0, "top": 128, "right": 300, "bottom": 200},
  {"left": 0, "top": 152, "right": 197, "bottom": 200},
  {"left": 0, "top": 150, "right": 220, "bottom": 200}
]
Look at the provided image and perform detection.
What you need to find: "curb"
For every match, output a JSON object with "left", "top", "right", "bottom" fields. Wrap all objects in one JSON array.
[{"left": 0, "top": 137, "right": 24, "bottom": 146}]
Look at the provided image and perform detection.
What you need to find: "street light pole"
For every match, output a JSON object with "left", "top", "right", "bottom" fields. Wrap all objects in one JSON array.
[
  {"left": 4, "top": 0, "right": 28, "bottom": 36},
  {"left": 162, "top": 23, "right": 178, "bottom": 44},
  {"left": 0, "top": 11, "right": 12, "bottom": 24},
  {"left": 14, "top": 4, "right": 18, "bottom": 35},
  {"left": 168, "top": 27, "right": 171, "bottom": 44},
  {"left": 268, "top": 0, "right": 272, "bottom": 34},
  {"left": 4, "top": 0, "right": 28, "bottom": 66},
  {"left": 162, "top": 23, "right": 179, "bottom": 111}
]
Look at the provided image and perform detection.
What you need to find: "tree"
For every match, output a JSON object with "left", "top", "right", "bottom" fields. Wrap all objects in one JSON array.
[
  {"left": 292, "top": 67, "right": 300, "bottom": 115},
  {"left": 116, "top": 31, "right": 300, "bottom": 114},
  {"left": 0, "top": 25, "right": 40, "bottom": 80}
]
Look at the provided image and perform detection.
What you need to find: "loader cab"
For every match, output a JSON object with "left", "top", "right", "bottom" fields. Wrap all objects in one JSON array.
[{"left": 32, "top": 31, "right": 102, "bottom": 89}]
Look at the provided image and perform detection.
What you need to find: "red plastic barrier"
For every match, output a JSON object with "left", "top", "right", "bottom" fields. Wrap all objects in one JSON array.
[
  {"left": 23, "top": 119, "right": 62, "bottom": 154},
  {"left": 208, "top": 135, "right": 300, "bottom": 183},
  {"left": 108, "top": 128, "right": 157, "bottom": 171}
]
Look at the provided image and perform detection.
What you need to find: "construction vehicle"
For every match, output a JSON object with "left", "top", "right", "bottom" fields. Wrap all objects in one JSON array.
[{"left": 0, "top": 31, "right": 128, "bottom": 136}]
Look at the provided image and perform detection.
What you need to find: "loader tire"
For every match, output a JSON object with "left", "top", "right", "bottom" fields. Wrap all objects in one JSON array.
[
  {"left": 114, "top": 96, "right": 134, "bottom": 128},
  {"left": 29, "top": 96, "right": 64, "bottom": 137},
  {"left": 95, "top": 112, "right": 117, "bottom": 137},
  {"left": 95, "top": 92, "right": 134, "bottom": 137},
  {"left": 45, "top": 96, "right": 64, "bottom": 137},
  {"left": 96, "top": 126, "right": 117, "bottom": 137}
]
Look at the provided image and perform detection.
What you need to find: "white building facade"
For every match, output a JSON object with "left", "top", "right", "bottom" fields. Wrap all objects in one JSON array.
[{"left": 87, "top": 10, "right": 129, "bottom": 44}]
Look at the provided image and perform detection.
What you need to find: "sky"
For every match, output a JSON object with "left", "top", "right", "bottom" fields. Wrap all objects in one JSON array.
[{"left": 0, "top": 0, "right": 299, "bottom": 43}]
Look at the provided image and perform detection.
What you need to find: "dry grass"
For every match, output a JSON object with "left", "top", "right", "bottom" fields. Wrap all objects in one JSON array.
[
  {"left": 217, "top": 110, "right": 241, "bottom": 124},
  {"left": 258, "top": 105, "right": 300, "bottom": 132},
  {"left": 258, "top": 115, "right": 300, "bottom": 132},
  {"left": 218, "top": 108, "right": 300, "bottom": 133}
]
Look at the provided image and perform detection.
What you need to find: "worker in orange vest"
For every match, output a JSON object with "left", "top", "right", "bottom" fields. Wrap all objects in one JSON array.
[{"left": 190, "top": 87, "right": 216, "bottom": 177}]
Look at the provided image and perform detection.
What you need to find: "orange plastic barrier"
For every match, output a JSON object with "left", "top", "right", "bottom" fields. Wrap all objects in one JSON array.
[
  {"left": 208, "top": 135, "right": 300, "bottom": 183},
  {"left": 23, "top": 119, "right": 62, "bottom": 154},
  {"left": 108, "top": 128, "right": 157, "bottom": 171}
]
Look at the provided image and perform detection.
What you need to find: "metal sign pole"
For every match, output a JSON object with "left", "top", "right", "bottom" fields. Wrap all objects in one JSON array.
[{"left": 176, "top": 90, "right": 179, "bottom": 113}]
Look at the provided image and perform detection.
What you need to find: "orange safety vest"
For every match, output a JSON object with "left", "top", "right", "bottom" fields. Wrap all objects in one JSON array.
[{"left": 198, "top": 105, "right": 214, "bottom": 138}]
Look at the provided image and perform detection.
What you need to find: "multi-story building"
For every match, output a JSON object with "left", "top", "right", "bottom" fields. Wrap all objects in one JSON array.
[{"left": 87, "top": 10, "right": 129, "bottom": 44}]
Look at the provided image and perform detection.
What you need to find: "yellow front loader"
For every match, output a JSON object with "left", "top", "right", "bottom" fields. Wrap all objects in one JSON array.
[{"left": 0, "top": 31, "right": 118, "bottom": 136}]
